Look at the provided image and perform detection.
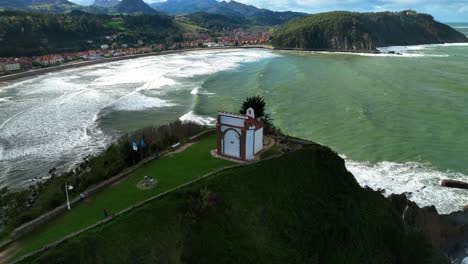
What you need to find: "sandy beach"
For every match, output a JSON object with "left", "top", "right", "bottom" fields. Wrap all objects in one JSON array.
[{"left": 0, "top": 46, "right": 272, "bottom": 84}]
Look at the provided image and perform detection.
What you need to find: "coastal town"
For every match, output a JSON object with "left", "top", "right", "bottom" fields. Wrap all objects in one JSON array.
[{"left": 0, "top": 29, "right": 272, "bottom": 76}]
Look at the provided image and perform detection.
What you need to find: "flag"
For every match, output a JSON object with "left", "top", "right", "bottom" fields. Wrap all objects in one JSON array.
[
  {"left": 132, "top": 142, "right": 138, "bottom": 151},
  {"left": 140, "top": 139, "right": 146, "bottom": 149}
]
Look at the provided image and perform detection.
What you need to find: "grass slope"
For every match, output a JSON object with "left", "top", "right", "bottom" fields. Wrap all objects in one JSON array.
[
  {"left": 15, "top": 134, "right": 233, "bottom": 258},
  {"left": 18, "top": 144, "right": 446, "bottom": 264}
]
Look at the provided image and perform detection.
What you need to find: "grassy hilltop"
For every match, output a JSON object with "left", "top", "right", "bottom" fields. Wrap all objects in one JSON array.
[
  {"left": 18, "top": 143, "right": 446, "bottom": 264},
  {"left": 272, "top": 10, "right": 467, "bottom": 51}
]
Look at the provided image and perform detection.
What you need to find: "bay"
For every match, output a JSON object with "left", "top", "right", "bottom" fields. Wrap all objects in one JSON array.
[{"left": 0, "top": 40, "right": 467, "bottom": 213}]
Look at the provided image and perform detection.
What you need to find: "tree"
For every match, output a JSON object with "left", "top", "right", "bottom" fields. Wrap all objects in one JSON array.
[
  {"left": 239, "top": 96, "right": 266, "bottom": 119},
  {"left": 240, "top": 96, "right": 279, "bottom": 135}
]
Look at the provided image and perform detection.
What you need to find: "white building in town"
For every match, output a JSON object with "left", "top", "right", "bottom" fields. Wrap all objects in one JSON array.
[{"left": 0, "top": 62, "right": 21, "bottom": 72}]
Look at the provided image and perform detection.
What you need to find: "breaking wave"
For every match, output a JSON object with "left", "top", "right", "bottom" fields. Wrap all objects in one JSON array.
[
  {"left": 345, "top": 156, "right": 468, "bottom": 214},
  {"left": 0, "top": 49, "right": 276, "bottom": 188},
  {"left": 179, "top": 111, "right": 216, "bottom": 126}
]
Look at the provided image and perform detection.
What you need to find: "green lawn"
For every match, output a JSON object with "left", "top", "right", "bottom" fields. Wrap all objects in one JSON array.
[
  {"left": 178, "top": 22, "right": 208, "bottom": 33},
  {"left": 16, "top": 134, "right": 233, "bottom": 258}
]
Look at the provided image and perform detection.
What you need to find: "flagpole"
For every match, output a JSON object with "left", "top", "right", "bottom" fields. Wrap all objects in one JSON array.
[
  {"left": 65, "top": 182, "right": 71, "bottom": 210},
  {"left": 132, "top": 142, "right": 138, "bottom": 165},
  {"left": 140, "top": 139, "right": 143, "bottom": 160}
]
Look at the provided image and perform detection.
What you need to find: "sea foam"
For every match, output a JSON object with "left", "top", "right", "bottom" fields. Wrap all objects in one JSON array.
[
  {"left": 0, "top": 49, "right": 275, "bottom": 188},
  {"left": 344, "top": 156, "right": 468, "bottom": 214},
  {"left": 180, "top": 111, "right": 216, "bottom": 126},
  {"left": 110, "top": 92, "right": 176, "bottom": 111}
]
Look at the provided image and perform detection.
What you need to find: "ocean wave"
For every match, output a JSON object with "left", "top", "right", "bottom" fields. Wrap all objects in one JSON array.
[
  {"left": 190, "top": 87, "right": 215, "bottom": 95},
  {"left": 287, "top": 49, "right": 449, "bottom": 58},
  {"left": 0, "top": 49, "right": 274, "bottom": 187},
  {"left": 344, "top": 156, "right": 468, "bottom": 214},
  {"left": 179, "top": 111, "right": 215, "bottom": 126},
  {"left": 378, "top": 43, "right": 468, "bottom": 54},
  {"left": 319, "top": 50, "right": 449, "bottom": 58},
  {"left": 110, "top": 92, "right": 176, "bottom": 111}
]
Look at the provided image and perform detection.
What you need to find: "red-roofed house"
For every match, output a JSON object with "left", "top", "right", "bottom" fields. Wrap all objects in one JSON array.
[{"left": 216, "top": 108, "right": 263, "bottom": 161}]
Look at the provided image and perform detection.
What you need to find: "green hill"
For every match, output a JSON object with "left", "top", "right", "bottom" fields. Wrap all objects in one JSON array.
[
  {"left": 272, "top": 10, "right": 468, "bottom": 51},
  {"left": 0, "top": 11, "right": 182, "bottom": 57},
  {"left": 108, "top": 0, "right": 157, "bottom": 15},
  {"left": 183, "top": 12, "right": 248, "bottom": 31},
  {"left": 18, "top": 144, "right": 446, "bottom": 264}
]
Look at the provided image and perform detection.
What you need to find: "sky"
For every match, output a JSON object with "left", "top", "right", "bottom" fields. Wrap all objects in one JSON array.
[{"left": 70, "top": 0, "right": 468, "bottom": 22}]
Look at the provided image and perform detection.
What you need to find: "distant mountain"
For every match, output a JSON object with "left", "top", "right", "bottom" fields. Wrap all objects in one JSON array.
[
  {"left": 210, "top": 1, "right": 307, "bottom": 26},
  {"left": 208, "top": 0, "right": 266, "bottom": 17},
  {"left": 92, "top": 0, "right": 119, "bottom": 7},
  {"left": 0, "top": 0, "right": 28, "bottom": 9},
  {"left": 150, "top": 0, "right": 218, "bottom": 15},
  {"left": 152, "top": 0, "right": 307, "bottom": 26},
  {"left": 0, "top": 0, "right": 75, "bottom": 6},
  {"left": 0, "top": 0, "right": 80, "bottom": 12},
  {"left": 272, "top": 11, "right": 468, "bottom": 51},
  {"left": 109, "top": 0, "right": 157, "bottom": 14},
  {"left": 69, "top": 0, "right": 95, "bottom": 5},
  {"left": 0, "top": 0, "right": 155, "bottom": 14}
]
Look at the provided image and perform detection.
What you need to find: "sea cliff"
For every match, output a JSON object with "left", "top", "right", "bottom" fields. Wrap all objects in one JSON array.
[{"left": 272, "top": 10, "right": 468, "bottom": 51}]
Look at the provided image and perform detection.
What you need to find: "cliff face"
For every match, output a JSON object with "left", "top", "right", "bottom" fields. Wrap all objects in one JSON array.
[
  {"left": 272, "top": 10, "right": 468, "bottom": 51},
  {"left": 389, "top": 194, "right": 468, "bottom": 263}
]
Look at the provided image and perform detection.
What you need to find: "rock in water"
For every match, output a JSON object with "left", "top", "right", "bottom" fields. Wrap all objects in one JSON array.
[{"left": 441, "top": 179, "right": 468, "bottom": 190}]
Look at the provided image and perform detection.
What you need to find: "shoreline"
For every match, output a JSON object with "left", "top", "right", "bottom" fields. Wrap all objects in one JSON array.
[
  {"left": 4, "top": 41, "right": 467, "bottom": 84},
  {"left": 0, "top": 46, "right": 273, "bottom": 84}
]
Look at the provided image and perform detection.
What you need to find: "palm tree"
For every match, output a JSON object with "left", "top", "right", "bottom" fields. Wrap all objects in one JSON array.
[{"left": 239, "top": 96, "right": 266, "bottom": 118}]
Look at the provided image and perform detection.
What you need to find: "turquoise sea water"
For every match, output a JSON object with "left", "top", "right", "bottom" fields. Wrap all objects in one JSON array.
[
  {"left": 449, "top": 22, "right": 468, "bottom": 36},
  {"left": 0, "top": 35, "right": 467, "bottom": 213}
]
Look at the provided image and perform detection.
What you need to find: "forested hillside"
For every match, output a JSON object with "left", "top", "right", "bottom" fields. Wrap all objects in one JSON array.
[
  {"left": 0, "top": 11, "right": 183, "bottom": 57},
  {"left": 272, "top": 10, "right": 468, "bottom": 51},
  {"left": 184, "top": 12, "right": 248, "bottom": 31}
]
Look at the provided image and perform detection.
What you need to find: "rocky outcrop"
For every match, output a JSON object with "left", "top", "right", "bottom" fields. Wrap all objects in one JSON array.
[
  {"left": 441, "top": 179, "right": 468, "bottom": 190},
  {"left": 389, "top": 194, "right": 468, "bottom": 262}
]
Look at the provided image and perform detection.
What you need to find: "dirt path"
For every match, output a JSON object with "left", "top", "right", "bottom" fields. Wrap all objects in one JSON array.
[
  {"left": 167, "top": 142, "right": 197, "bottom": 156},
  {"left": 0, "top": 242, "right": 21, "bottom": 264}
]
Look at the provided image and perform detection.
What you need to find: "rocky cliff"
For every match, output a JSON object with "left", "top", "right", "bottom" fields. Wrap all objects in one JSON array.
[{"left": 389, "top": 194, "right": 468, "bottom": 263}]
